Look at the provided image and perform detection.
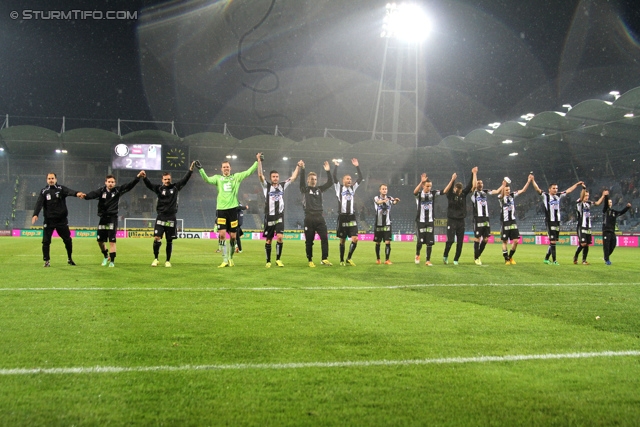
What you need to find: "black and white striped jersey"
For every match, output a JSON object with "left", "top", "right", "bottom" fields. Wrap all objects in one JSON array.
[
  {"left": 499, "top": 191, "right": 519, "bottom": 222},
  {"left": 415, "top": 190, "right": 441, "bottom": 223},
  {"left": 541, "top": 191, "right": 566, "bottom": 222},
  {"left": 261, "top": 180, "right": 291, "bottom": 216},
  {"left": 576, "top": 200, "right": 592, "bottom": 229},
  {"left": 335, "top": 182, "right": 360, "bottom": 215},
  {"left": 374, "top": 196, "right": 393, "bottom": 227},
  {"left": 471, "top": 190, "right": 490, "bottom": 221}
]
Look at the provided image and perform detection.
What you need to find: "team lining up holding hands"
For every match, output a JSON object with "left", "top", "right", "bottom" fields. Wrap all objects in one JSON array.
[{"left": 32, "top": 154, "right": 632, "bottom": 268}]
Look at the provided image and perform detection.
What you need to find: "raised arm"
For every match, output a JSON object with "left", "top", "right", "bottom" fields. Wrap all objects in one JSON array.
[
  {"left": 414, "top": 173, "right": 427, "bottom": 195},
  {"left": 174, "top": 169, "right": 194, "bottom": 191},
  {"left": 464, "top": 167, "right": 478, "bottom": 195},
  {"left": 517, "top": 174, "right": 534, "bottom": 194},
  {"left": 443, "top": 173, "right": 457, "bottom": 194},
  {"left": 332, "top": 159, "right": 339, "bottom": 184},
  {"left": 594, "top": 189, "right": 608, "bottom": 206},
  {"left": 320, "top": 161, "right": 334, "bottom": 192},
  {"left": 288, "top": 163, "right": 301, "bottom": 183},
  {"left": 298, "top": 160, "right": 306, "bottom": 192},
  {"left": 530, "top": 176, "right": 542, "bottom": 195},
  {"left": 488, "top": 183, "right": 505, "bottom": 196},
  {"left": 257, "top": 154, "right": 265, "bottom": 183},
  {"left": 352, "top": 158, "right": 363, "bottom": 185},
  {"left": 564, "top": 181, "right": 585, "bottom": 194},
  {"left": 602, "top": 192, "right": 610, "bottom": 213}
]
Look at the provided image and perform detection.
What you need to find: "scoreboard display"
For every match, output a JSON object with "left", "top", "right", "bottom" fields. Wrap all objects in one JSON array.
[{"left": 112, "top": 143, "right": 162, "bottom": 170}]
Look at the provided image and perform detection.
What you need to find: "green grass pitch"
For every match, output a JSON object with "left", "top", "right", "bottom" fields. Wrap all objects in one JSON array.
[{"left": 1, "top": 237, "right": 639, "bottom": 426}]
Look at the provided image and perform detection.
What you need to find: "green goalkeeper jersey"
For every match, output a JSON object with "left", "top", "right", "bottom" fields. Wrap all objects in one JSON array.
[{"left": 199, "top": 162, "right": 258, "bottom": 210}]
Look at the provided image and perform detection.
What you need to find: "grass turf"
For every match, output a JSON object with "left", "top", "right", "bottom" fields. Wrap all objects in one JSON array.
[{"left": 0, "top": 237, "right": 639, "bottom": 426}]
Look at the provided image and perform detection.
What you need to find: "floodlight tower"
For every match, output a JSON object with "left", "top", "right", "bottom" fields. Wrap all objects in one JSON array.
[{"left": 371, "top": 3, "right": 430, "bottom": 148}]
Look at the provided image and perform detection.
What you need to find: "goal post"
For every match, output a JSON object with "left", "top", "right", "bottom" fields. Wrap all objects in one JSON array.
[{"left": 123, "top": 218, "right": 184, "bottom": 234}]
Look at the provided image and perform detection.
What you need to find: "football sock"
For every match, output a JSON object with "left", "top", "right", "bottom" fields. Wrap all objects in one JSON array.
[
  {"left": 265, "top": 243, "right": 272, "bottom": 263},
  {"left": 479, "top": 240, "right": 488, "bottom": 257},
  {"left": 509, "top": 248, "right": 516, "bottom": 259},
  {"left": 276, "top": 242, "right": 283, "bottom": 260},
  {"left": 340, "top": 243, "right": 345, "bottom": 262},
  {"left": 348, "top": 241, "right": 357, "bottom": 259},
  {"left": 110, "top": 252, "right": 116, "bottom": 262},
  {"left": 474, "top": 241, "right": 479, "bottom": 259},
  {"left": 166, "top": 241, "right": 173, "bottom": 261},
  {"left": 416, "top": 242, "right": 422, "bottom": 256},
  {"left": 503, "top": 250, "right": 509, "bottom": 261},
  {"left": 229, "top": 239, "right": 235, "bottom": 259},
  {"left": 375, "top": 243, "right": 381, "bottom": 260},
  {"left": 426, "top": 245, "right": 432, "bottom": 261},
  {"left": 153, "top": 241, "right": 161, "bottom": 258},
  {"left": 385, "top": 243, "right": 391, "bottom": 261},
  {"left": 582, "top": 245, "right": 589, "bottom": 261}
]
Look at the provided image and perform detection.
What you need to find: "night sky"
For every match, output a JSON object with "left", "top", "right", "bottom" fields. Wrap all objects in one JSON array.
[{"left": 1, "top": 0, "right": 639, "bottom": 144}]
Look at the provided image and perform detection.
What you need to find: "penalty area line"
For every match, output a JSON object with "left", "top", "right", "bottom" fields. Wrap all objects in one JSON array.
[{"left": 1, "top": 350, "right": 639, "bottom": 376}]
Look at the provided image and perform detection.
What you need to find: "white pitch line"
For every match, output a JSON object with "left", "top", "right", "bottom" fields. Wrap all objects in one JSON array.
[
  {"left": 1, "top": 350, "right": 639, "bottom": 376},
  {"left": 0, "top": 282, "right": 638, "bottom": 292}
]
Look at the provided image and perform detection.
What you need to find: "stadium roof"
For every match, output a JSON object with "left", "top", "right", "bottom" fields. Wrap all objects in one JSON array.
[{"left": 1, "top": 87, "right": 639, "bottom": 173}]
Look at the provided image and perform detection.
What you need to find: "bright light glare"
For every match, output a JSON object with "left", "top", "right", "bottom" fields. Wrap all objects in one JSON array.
[
  {"left": 282, "top": 157, "right": 288, "bottom": 161},
  {"left": 624, "top": 113, "right": 634, "bottom": 118},
  {"left": 502, "top": 139, "right": 513, "bottom": 144},
  {"left": 381, "top": 3, "right": 430, "bottom": 42},
  {"left": 509, "top": 152, "right": 519, "bottom": 157}
]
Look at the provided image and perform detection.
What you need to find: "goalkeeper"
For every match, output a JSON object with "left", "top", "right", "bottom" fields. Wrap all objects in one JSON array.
[{"left": 197, "top": 153, "right": 261, "bottom": 267}]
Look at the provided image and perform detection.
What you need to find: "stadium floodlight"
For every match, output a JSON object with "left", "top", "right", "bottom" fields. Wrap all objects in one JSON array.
[
  {"left": 0, "top": 147, "right": 4, "bottom": 151},
  {"left": 562, "top": 104, "right": 572, "bottom": 111},
  {"left": 609, "top": 91, "right": 620, "bottom": 100},
  {"left": 380, "top": 3, "right": 430, "bottom": 42},
  {"left": 624, "top": 113, "right": 634, "bottom": 118},
  {"left": 225, "top": 154, "right": 237, "bottom": 159},
  {"left": 502, "top": 139, "right": 513, "bottom": 144},
  {"left": 509, "top": 152, "right": 518, "bottom": 157},
  {"left": 521, "top": 113, "right": 535, "bottom": 121},
  {"left": 55, "top": 149, "right": 67, "bottom": 154},
  {"left": 488, "top": 122, "right": 501, "bottom": 129},
  {"left": 282, "top": 157, "right": 289, "bottom": 161}
]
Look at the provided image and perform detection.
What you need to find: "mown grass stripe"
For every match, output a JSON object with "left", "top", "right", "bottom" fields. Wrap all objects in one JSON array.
[
  {"left": 0, "top": 282, "right": 639, "bottom": 292},
  {"left": 2, "top": 351, "right": 639, "bottom": 376}
]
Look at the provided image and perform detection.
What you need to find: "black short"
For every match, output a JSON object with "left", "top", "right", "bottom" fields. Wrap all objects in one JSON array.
[
  {"left": 474, "top": 219, "right": 491, "bottom": 239},
  {"left": 373, "top": 225, "right": 392, "bottom": 243},
  {"left": 416, "top": 222, "right": 435, "bottom": 246},
  {"left": 546, "top": 221, "right": 560, "bottom": 241},
  {"left": 154, "top": 216, "right": 177, "bottom": 240},
  {"left": 577, "top": 227, "right": 592, "bottom": 245},
  {"left": 336, "top": 214, "right": 358, "bottom": 239},
  {"left": 501, "top": 221, "right": 520, "bottom": 241},
  {"left": 217, "top": 208, "right": 239, "bottom": 232},
  {"left": 97, "top": 216, "right": 118, "bottom": 243},
  {"left": 263, "top": 214, "right": 285, "bottom": 239}
]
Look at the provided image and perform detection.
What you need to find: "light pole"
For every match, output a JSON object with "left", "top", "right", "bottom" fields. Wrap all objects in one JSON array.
[{"left": 371, "top": 3, "right": 430, "bottom": 150}]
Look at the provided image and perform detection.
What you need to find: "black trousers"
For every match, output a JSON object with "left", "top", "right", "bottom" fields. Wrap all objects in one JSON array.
[
  {"left": 603, "top": 230, "right": 617, "bottom": 261},
  {"left": 304, "top": 213, "right": 329, "bottom": 261}
]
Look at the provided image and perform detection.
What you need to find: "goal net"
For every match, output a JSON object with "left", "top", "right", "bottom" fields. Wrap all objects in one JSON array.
[{"left": 123, "top": 218, "right": 184, "bottom": 236}]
